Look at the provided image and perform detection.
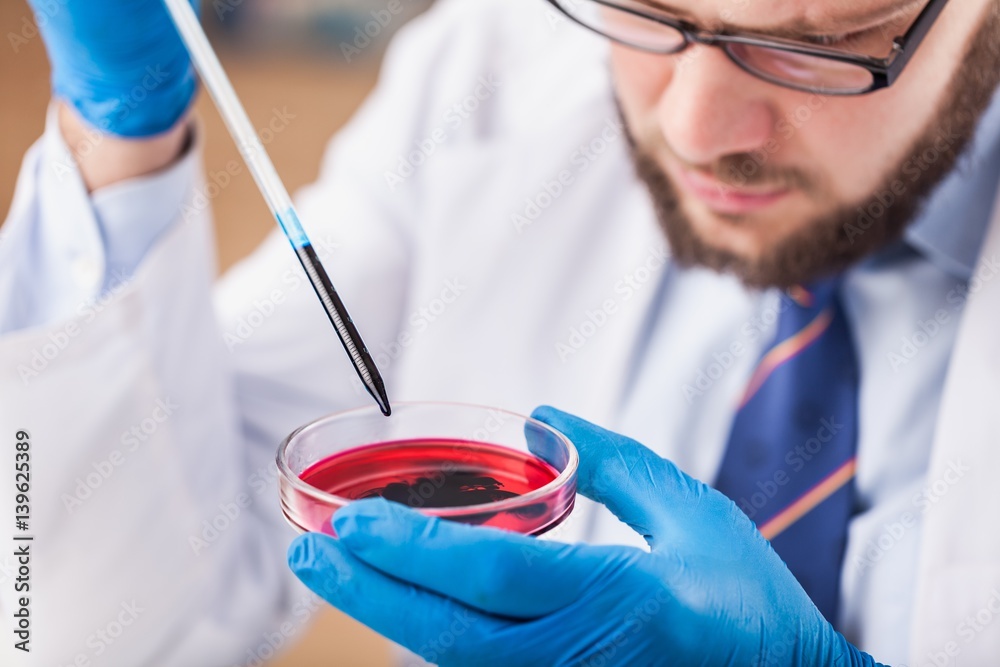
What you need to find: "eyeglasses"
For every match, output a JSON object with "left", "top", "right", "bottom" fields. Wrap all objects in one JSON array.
[{"left": 546, "top": 0, "right": 950, "bottom": 95}]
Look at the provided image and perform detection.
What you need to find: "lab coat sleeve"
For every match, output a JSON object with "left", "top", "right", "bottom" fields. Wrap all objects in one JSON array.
[
  {"left": 0, "top": 104, "right": 192, "bottom": 335},
  {"left": 0, "top": 118, "right": 305, "bottom": 664},
  {"left": 0, "top": 1, "right": 491, "bottom": 664}
]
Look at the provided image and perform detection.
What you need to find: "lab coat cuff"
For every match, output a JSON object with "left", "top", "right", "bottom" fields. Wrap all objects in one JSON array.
[
  {"left": 37, "top": 102, "right": 202, "bottom": 302},
  {"left": 0, "top": 104, "right": 112, "bottom": 333},
  {"left": 0, "top": 104, "right": 203, "bottom": 334},
  {"left": 36, "top": 101, "right": 108, "bottom": 304},
  {"left": 89, "top": 120, "right": 200, "bottom": 291}
]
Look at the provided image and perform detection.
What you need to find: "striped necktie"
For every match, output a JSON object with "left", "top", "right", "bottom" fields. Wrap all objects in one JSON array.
[{"left": 713, "top": 279, "right": 860, "bottom": 624}]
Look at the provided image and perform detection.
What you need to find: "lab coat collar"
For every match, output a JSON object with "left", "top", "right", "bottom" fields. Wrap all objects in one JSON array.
[{"left": 904, "top": 86, "right": 1000, "bottom": 281}]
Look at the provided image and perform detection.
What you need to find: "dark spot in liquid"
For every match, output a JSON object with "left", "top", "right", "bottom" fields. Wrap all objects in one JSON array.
[
  {"left": 361, "top": 471, "right": 519, "bottom": 507},
  {"left": 360, "top": 472, "right": 547, "bottom": 524}
]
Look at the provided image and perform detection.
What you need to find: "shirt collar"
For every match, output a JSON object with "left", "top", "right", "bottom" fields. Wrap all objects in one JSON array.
[{"left": 904, "top": 87, "right": 1000, "bottom": 281}]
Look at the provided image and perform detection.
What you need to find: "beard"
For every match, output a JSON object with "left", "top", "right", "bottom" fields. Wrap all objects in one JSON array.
[{"left": 626, "top": 2, "right": 1000, "bottom": 289}]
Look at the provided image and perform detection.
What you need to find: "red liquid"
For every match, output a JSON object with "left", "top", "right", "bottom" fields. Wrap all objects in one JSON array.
[{"left": 290, "top": 439, "right": 573, "bottom": 535}]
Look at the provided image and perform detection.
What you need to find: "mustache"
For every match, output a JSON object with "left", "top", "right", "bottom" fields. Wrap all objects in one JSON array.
[
  {"left": 620, "top": 122, "right": 816, "bottom": 194},
  {"left": 707, "top": 154, "right": 814, "bottom": 192},
  {"left": 614, "top": 102, "right": 820, "bottom": 197},
  {"left": 661, "top": 139, "right": 816, "bottom": 193}
]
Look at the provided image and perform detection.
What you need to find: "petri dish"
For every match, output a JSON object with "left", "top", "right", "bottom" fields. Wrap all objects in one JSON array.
[{"left": 277, "top": 401, "right": 578, "bottom": 536}]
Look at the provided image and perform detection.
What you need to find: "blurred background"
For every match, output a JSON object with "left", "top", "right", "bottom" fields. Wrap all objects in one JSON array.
[{"left": 0, "top": 0, "right": 433, "bottom": 664}]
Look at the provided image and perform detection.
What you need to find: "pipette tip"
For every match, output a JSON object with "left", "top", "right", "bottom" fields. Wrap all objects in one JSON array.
[{"left": 372, "top": 386, "right": 392, "bottom": 417}]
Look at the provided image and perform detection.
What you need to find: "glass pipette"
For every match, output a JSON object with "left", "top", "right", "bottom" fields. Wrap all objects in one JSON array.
[{"left": 161, "top": 0, "right": 391, "bottom": 416}]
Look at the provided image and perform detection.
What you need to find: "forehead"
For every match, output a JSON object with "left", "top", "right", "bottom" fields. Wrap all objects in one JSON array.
[{"left": 645, "top": 0, "right": 922, "bottom": 32}]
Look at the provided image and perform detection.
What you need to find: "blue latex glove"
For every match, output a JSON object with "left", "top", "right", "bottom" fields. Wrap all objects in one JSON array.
[
  {"left": 27, "top": 0, "right": 198, "bottom": 137},
  {"left": 289, "top": 406, "right": 885, "bottom": 666}
]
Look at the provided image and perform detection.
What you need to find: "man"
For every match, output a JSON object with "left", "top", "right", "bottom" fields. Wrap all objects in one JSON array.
[{"left": 1, "top": 0, "right": 999, "bottom": 664}]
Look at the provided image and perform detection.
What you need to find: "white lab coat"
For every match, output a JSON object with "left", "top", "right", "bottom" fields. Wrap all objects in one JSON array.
[
  {"left": 910, "top": 191, "right": 1000, "bottom": 663},
  {"left": 1, "top": 0, "right": 998, "bottom": 665}
]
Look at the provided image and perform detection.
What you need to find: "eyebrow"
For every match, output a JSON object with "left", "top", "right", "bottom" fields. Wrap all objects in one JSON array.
[{"left": 634, "top": 0, "right": 923, "bottom": 37}]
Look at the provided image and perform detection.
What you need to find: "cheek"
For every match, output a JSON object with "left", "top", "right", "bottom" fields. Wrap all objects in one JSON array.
[
  {"left": 799, "top": 76, "right": 951, "bottom": 203},
  {"left": 794, "top": 100, "right": 902, "bottom": 202},
  {"left": 610, "top": 45, "right": 673, "bottom": 125},
  {"left": 791, "top": 2, "right": 967, "bottom": 203}
]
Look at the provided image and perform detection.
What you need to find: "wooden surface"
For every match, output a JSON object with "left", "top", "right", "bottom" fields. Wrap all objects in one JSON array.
[{"left": 1, "top": 2, "right": 395, "bottom": 665}]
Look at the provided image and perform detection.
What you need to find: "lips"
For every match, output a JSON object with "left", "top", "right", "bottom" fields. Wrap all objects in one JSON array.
[{"left": 674, "top": 165, "right": 791, "bottom": 215}]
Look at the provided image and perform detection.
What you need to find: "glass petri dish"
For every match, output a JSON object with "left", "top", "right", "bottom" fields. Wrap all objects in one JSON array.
[{"left": 277, "top": 401, "right": 578, "bottom": 536}]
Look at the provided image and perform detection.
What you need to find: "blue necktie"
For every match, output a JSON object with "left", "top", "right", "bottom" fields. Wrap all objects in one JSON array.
[{"left": 713, "top": 280, "right": 860, "bottom": 624}]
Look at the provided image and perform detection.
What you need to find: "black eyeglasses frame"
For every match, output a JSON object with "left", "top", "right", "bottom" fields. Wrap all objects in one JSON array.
[{"left": 546, "top": 0, "right": 952, "bottom": 95}]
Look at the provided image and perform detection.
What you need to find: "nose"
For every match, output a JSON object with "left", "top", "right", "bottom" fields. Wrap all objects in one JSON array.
[{"left": 656, "top": 45, "right": 777, "bottom": 167}]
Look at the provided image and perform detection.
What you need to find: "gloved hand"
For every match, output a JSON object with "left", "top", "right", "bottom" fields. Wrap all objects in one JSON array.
[
  {"left": 288, "top": 406, "right": 885, "bottom": 667},
  {"left": 27, "top": 0, "right": 198, "bottom": 137}
]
